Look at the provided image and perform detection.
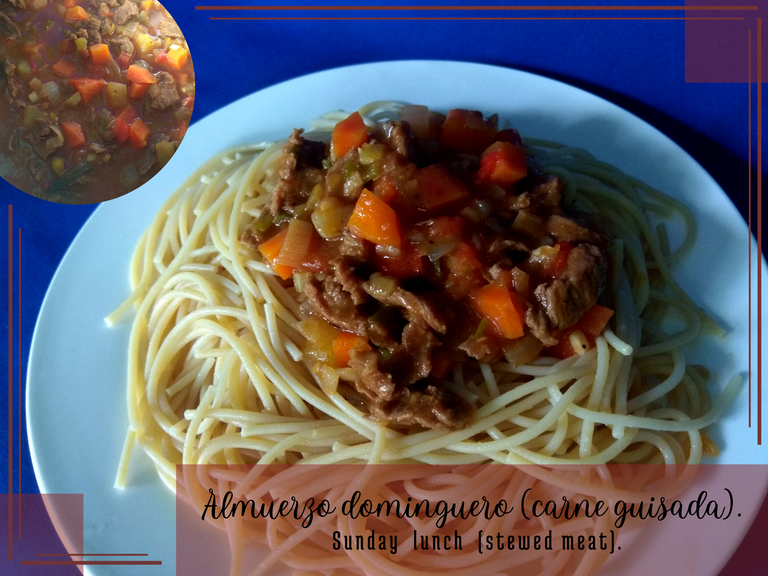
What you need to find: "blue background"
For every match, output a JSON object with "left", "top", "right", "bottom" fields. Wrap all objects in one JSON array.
[{"left": 1, "top": 1, "right": 765, "bottom": 574}]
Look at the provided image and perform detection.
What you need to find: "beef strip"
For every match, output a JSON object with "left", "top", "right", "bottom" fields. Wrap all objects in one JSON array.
[
  {"left": 370, "top": 383, "right": 473, "bottom": 430},
  {"left": 542, "top": 214, "right": 603, "bottom": 245},
  {"left": 157, "top": 18, "right": 183, "bottom": 38},
  {"left": 338, "top": 231, "right": 370, "bottom": 262},
  {"left": 375, "top": 121, "right": 415, "bottom": 160},
  {"left": 25, "top": 116, "right": 64, "bottom": 159},
  {"left": 268, "top": 129, "right": 326, "bottom": 215},
  {"left": 302, "top": 276, "right": 369, "bottom": 336},
  {"left": 0, "top": 12, "right": 20, "bottom": 40},
  {"left": 459, "top": 334, "right": 503, "bottom": 362},
  {"left": 106, "top": 34, "right": 135, "bottom": 57},
  {"left": 510, "top": 175, "right": 564, "bottom": 214},
  {"left": 113, "top": 0, "right": 138, "bottom": 24},
  {"left": 348, "top": 349, "right": 395, "bottom": 401},
  {"left": 147, "top": 71, "right": 179, "bottom": 110},
  {"left": 384, "top": 319, "right": 439, "bottom": 386},
  {"left": 330, "top": 257, "right": 368, "bottom": 306},
  {"left": 361, "top": 274, "right": 448, "bottom": 334},
  {"left": 526, "top": 243, "right": 606, "bottom": 345}
]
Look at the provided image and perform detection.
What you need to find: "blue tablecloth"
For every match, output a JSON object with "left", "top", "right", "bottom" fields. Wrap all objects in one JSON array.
[{"left": 1, "top": 1, "right": 765, "bottom": 574}]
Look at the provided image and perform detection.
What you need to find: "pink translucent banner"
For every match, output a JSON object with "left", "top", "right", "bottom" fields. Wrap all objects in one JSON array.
[
  {"left": 1, "top": 493, "right": 83, "bottom": 575},
  {"left": 175, "top": 463, "right": 767, "bottom": 576},
  {"left": 685, "top": 0, "right": 764, "bottom": 83}
]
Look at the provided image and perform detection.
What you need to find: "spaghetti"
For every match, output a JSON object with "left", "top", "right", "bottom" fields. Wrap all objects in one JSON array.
[{"left": 109, "top": 102, "right": 740, "bottom": 576}]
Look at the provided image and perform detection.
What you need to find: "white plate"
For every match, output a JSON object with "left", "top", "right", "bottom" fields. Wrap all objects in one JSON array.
[{"left": 27, "top": 61, "right": 768, "bottom": 576}]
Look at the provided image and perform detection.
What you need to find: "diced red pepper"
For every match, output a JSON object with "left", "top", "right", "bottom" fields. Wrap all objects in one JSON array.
[
  {"left": 128, "top": 118, "right": 150, "bottom": 148},
  {"left": 546, "top": 305, "right": 615, "bottom": 359},
  {"left": 69, "top": 77, "right": 105, "bottom": 104},
  {"left": 414, "top": 164, "right": 470, "bottom": 211},
  {"left": 51, "top": 58, "right": 78, "bottom": 77},
  {"left": 439, "top": 109, "right": 497, "bottom": 155},
  {"left": 476, "top": 141, "right": 528, "bottom": 187},
  {"left": 116, "top": 51, "right": 132, "bottom": 69},
  {"left": 59, "top": 39, "right": 75, "bottom": 55},
  {"left": 444, "top": 242, "right": 484, "bottom": 300},
  {"left": 113, "top": 118, "right": 130, "bottom": 143},
  {"left": 126, "top": 64, "right": 157, "bottom": 84},
  {"left": 372, "top": 174, "right": 398, "bottom": 204},
  {"left": 549, "top": 241, "right": 572, "bottom": 279},
  {"left": 155, "top": 51, "right": 169, "bottom": 66},
  {"left": 374, "top": 242, "right": 423, "bottom": 281},
  {"left": 331, "top": 111, "right": 368, "bottom": 159},
  {"left": 117, "top": 105, "right": 139, "bottom": 124},
  {"left": 60, "top": 121, "right": 86, "bottom": 147}
]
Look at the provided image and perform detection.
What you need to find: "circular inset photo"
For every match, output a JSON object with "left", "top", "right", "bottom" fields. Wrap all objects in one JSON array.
[{"left": 0, "top": 0, "right": 194, "bottom": 204}]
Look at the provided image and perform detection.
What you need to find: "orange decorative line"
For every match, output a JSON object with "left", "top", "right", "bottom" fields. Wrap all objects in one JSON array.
[
  {"left": 195, "top": 4, "right": 759, "bottom": 10},
  {"left": 16, "top": 228, "right": 20, "bottom": 540},
  {"left": 749, "top": 28, "right": 752, "bottom": 429},
  {"left": 35, "top": 554, "right": 150, "bottom": 557},
  {"left": 757, "top": 17, "right": 762, "bottom": 445},
  {"left": 22, "top": 561, "right": 162, "bottom": 565},
  {"left": 209, "top": 16, "right": 745, "bottom": 20},
  {"left": 7, "top": 205, "right": 12, "bottom": 563}
]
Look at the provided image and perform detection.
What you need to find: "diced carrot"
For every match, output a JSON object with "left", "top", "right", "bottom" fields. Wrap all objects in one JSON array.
[
  {"left": 128, "top": 82, "right": 148, "bottom": 98},
  {"left": 469, "top": 284, "right": 526, "bottom": 340},
  {"left": 126, "top": 64, "right": 157, "bottom": 84},
  {"left": 62, "top": 0, "right": 77, "bottom": 7},
  {"left": 258, "top": 228, "right": 294, "bottom": 280},
  {"left": 69, "top": 77, "right": 105, "bottom": 104},
  {"left": 117, "top": 105, "right": 139, "bottom": 124},
  {"left": 88, "top": 43, "right": 111, "bottom": 65},
  {"left": 64, "top": 6, "right": 89, "bottom": 20},
  {"left": 113, "top": 118, "right": 130, "bottom": 143},
  {"left": 347, "top": 189, "right": 401, "bottom": 247},
  {"left": 51, "top": 58, "right": 77, "bottom": 77},
  {"left": 414, "top": 164, "right": 470, "bottom": 210},
  {"left": 546, "top": 305, "right": 615, "bottom": 359},
  {"left": 476, "top": 141, "right": 527, "bottom": 186},
  {"left": 166, "top": 45, "right": 188, "bottom": 70},
  {"left": 332, "top": 332, "right": 370, "bottom": 368},
  {"left": 440, "top": 109, "right": 497, "bottom": 155},
  {"left": 116, "top": 51, "right": 132, "bottom": 69},
  {"left": 128, "top": 118, "right": 150, "bottom": 148},
  {"left": 155, "top": 51, "right": 168, "bottom": 66},
  {"left": 331, "top": 111, "right": 368, "bottom": 159},
  {"left": 140, "top": 0, "right": 153, "bottom": 9},
  {"left": 60, "top": 121, "right": 86, "bottom": 147}
]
